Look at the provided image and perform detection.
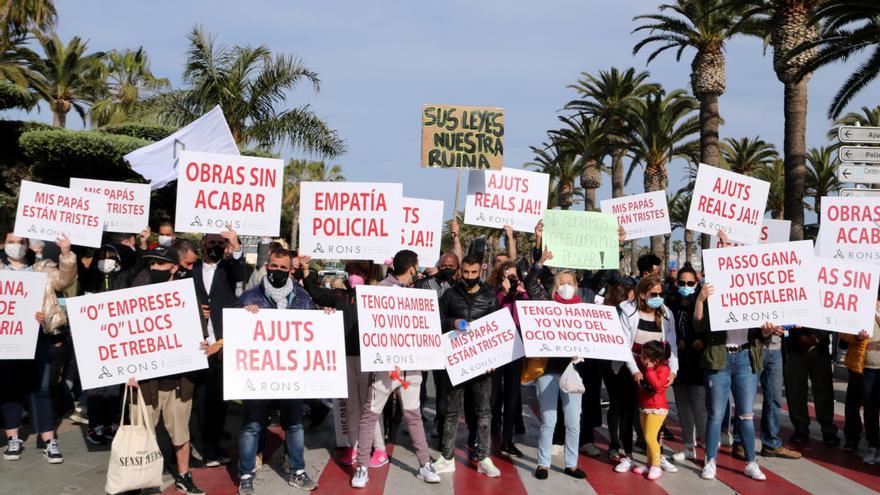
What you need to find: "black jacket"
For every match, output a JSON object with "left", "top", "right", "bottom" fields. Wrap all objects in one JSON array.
[
  {"left": 414, "top": 275, "right": 455, "bottom": 299},
  {"left": 302, "top": 272, "right": 361, "bottom": 356},
  {"left": 438, "top": 280, "right": 500, "bottom": 333},
  {"left": 191, "top": 256, "right": 247, "bottom": 340}
]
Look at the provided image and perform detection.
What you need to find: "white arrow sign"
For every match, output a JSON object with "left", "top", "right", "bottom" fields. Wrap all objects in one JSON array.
[
  {"left": 840, "top": 188, "right": 880, "bottom": 197},
  {"left": 838, "top": 165, "right": 880, "bottom": 184},
  {"left": 839, "top": 146, "right": 880, "bottom": 163},
  {"left": 839, "top": 126, "right": 880, "bottom": 144}
]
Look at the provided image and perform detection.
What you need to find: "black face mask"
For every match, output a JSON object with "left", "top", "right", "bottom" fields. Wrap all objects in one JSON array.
[
  {"left": 292, "top": 268, "right": 305, "bottom": 281},
  {"left": 176, "top": 267, "right": 191, "bottom": 279},
  {"left": 149, "top": 269, "right": 171, "bottom": 284},
  {"left": 436, "top": 268, "right": 456, "bottom": 282},
  {"left": 462, "top": 277, "right": 480, "bottom": 289},
  {"left": 205, "top": 245, "right": 224, "bottom": 263},
  {"left": 266, "top": 269, "right": 290, "bottom": 288},
  {"left": 507, "top": 275, "right": 519, "bottom": 290}
]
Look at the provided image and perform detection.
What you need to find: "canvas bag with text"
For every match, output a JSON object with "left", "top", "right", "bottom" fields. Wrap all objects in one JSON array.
[{"left": 105, "top": 386, "right": 163, "bottom": 494}]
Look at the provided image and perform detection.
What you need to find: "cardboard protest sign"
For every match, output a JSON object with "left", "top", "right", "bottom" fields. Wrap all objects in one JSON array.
[
  {"left": 515, "top": 301, "right": 631, "bottom": 361},
  {"left": 174, "top": 150, "right": 284, "bottom": 236},
  {"left": 421, "top": 104, "right": 504, "bottom": 170},
  {"left": 464, "top": 167, "right": 549, "bottom": 232},
  {"left": 299, "top": 182, "right": 403, "bottom": 261},
  {"left": 332, "top": 398, "right": 351, "bottom": 448},
  {"left": 67, "top": 279, "right": 208, "bottom": 390},
  {"left": 686, "top": 164, "right": 770, "bottom": 244},
  {"left": 400, "top": 197, "right": 443, "bottom": 268},
  {"left": 356, "top": 284, "right": 443, "bottom": 372},
  {"left": 0, "top": 271, "right": 47, "bottom": 360},
  {"left": 814, "top": 259, "right": 880, "bottom": 336},
  {"left": 600, "top": 191, "right": 671, "bottom": 241},
  {"left": 69, "top": 178, "right": 150, "bottom": 234},
  {"left": 222, "top": 309, "right": 347, "bottom": 400},
  {"left": 442, "top": 309, "right": 524, "bottom": 386},
  {"left": 817, "top": 197, "right": 880, "bottom": 263},
  {"left": 702, "top": 240, "right": 819, "bottom": 331},
  {"left": 542, "top": 210, "right": 618, "bottom": 270},
  {"left": 14, "top": 180, "right": 107, "bottom": 248},
  {"left": 710, "top": 218, "right": 790, "bottom": 248}
]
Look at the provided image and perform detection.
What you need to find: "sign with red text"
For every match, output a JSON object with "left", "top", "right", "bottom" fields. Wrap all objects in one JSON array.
[
  {"left": 0, "top": 271, "right": 47, "bottom": 359},
  {"left": 421, "top": 104, "right": 504, "bottom": 170},
  {"left": 815, "top": 259, "right": 880, "bottom": 336},
  {"left": 702, "top": 241, "right": 819, "bottom": 331},
  {"left": 710, "top": 218, "right": 790, "bottom": 248},
  {"left": 442, "top": 309, "right": 524, "bottom": 386},
  {"left": 222, "top": 309, "right": 347, "bottom": 400},
  {"left": 600, "top": 191, "right": 671, "bottom": 241},
  {"left": 14, "top": 180, "right": 108, "bottom": 248},
  {"left": 399, "top": 197, "right": 443, "bottom": 267},
  {"left": 299, "top": 182, "right": 403, "bottom": 261},
  {"left": 817, "top": 197, "right": 880, "bottom": 264},
  {"left": 356, "top": 284, "right": 442, "bottom": 372},
  {"left": 465, "top": 167, "right": 549, "bottom": 232},
  {"left": 686, "top": 164, "right": 770, "bottom": 244},
  {"left": 175, "top": 150, "right": 284, "bottom": 236},
  {"left": 515, "top": 300, "right": 631, "bottom": 360},
  {"left": 69, "top": 178, "right": 150, "bottom": 234},
  {"left": 67, "top": 279, "right": 208, "bottom": 390}
]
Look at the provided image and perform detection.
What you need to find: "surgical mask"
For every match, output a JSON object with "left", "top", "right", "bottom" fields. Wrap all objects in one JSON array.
[
  {"left": 97, "top": 259, "right": 117, "bottom": 274},
  {"left": 149, "top": 269, "right": 171, "bottom": 284},
  {"left": 348, "top": 274, "right": 365, "bottom": 287},
  {"left": 647, "top": 296, "right": 665, "bottom": 309},
  {"left": 205, "top": 245, "right": 224, "bottom": 263},
  {"left": 157, "top": 235, "right": 173, "bottom": 247},
  {"left": 557, "top": 284, "right": 576, "bottom": 300},
  {"left": 462, "top": 277, "right": 480, "bottom": 289},
  {"left": 677, "top": 286, "right": 696, "bottom": 297},
  {"left": 266, "top": 269, "right": 290, "bottom": 288},
  {"left": 4, "top": 243, "right": 26, "bottom": 261}
]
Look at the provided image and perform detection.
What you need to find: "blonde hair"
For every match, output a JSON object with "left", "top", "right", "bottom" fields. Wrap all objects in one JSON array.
[{"left": 551, "top": 270, "right": 578, "bottom": 297}]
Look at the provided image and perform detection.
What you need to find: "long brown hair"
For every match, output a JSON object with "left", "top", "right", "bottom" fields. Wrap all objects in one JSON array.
[
  {"left": 636, "top": 274, "right": 665, "bottom": 331},
  {"left": 602, "top": 283, "right": 630, "bottom": 309}
]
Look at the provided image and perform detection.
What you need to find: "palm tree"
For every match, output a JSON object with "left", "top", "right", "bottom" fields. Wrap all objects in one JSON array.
[
  {"left": 753, "top": 159, "right": 787, "bottom": 219},
  {"left": 90, "top": 48, "right": 169, "bottom": 127},
  {"left": 672, "top": 239, "right": 684, "bottom": 265},
  {"left": 27, "top": 32, "right": 104, "bottom": 127},
  {"left": 721, "top": 136, "right": 779, "bottom": 175},
  {"left": 282, "top": 160, "right": 345, "bottom": 247},
  {"left": 1, "top": 0, "right": 56, "bottom": 39},
  {"left": 144, "top": 26, "right": 344, "bottom": 156},
  {"left": 549, "top": 115, "right": 609, "bottom": 211},
  {"left": 805, "top": 146, "right": 841, "bottom": 221},
  {"left": 526, "top": 140, "right": 583, "bottom": 210},
  {"left": 828, "top": 105, "right": 880, "bottom": 143},
  {"left": 669, "top": 190, "right": 697, "bottom": 264}
]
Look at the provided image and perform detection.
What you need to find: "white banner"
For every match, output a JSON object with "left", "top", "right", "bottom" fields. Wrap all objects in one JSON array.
[
  {"left": 0, "top": 271, "right": 47, "bottom": 360},
  {"left": 69, "top": 178, "right": 150, "bottom": 234},
  {"left": 686, "top": 164, "right": 770, "bottom": 244},
  {"left": 817, "top": 197, "right": 880, "bottom": 263},
  {"left": 67, "top": 279, "right": 208, "bottom": 390},
  {"left": 442, "top": 309, "right": 524, "bottom": 386},
  {"left": 600, "top": 191, "right": 671, "bottom": 241},
  {"left": 464, "top": 167, "right": 549, "bottom": 232},
  {"left": 702, "top": 241, "right": 819, "bottom": 331},
  {"left": 815, "top": 259, "right": 880, "bottom": 336},
  {"left": 710, "top": 218, "right": 791, "bottom": 248},
  {"left": 175, "top": 150, "right": 284, "bottom": 236},
  {"left": 14, "top": 180, "right": 108, "bottom": 248},
  {"left": 299, "top": 182, "right": 403, "bottom": 261},
  {"left": 399, "top": 197, "right": 443, "bottom": 268},
  {"left": 515, "top": 300, "right": 631, "bottom": 360},
  {"left": 356, "top": 284, "right": 443, "bottom": 372},
  {"left": 222, "top": 309, "right": 348, "bottom": 400}
]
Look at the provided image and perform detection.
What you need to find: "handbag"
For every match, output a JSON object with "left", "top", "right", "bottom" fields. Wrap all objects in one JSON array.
[
  {"left": 559, "top": 362, "right": 586, "bottom": 394},
  {"left": 104, "top": 385, "right": 164, "bottom": 494}
]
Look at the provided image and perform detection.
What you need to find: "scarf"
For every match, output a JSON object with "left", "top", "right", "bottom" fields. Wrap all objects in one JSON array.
[
  {"left": 553, "top": 292, "right": 580, "bottom": 305},
  {"left": 263, "top": 276, "right": 294, "bottom": 309}
]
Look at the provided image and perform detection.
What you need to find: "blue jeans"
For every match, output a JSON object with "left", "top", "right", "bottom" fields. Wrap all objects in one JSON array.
[
  {"left": 536, "top": 373, "right": 581, "bottom": 468},
  {"left": 759, "top": 349, "right": 783, "bottom": 449},
  {"left": 238, "top": 399, "right": 304, "bottom": 477},
  {"left": 0, "top": 332, "right": 55, "bottom": 434},
  {"left": 705, "top": 349, "right": 758, "bottom": 461}
]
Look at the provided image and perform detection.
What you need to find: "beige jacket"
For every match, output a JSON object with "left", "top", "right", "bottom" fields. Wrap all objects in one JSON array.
[{"left": 0, "top": 252, "right": 78, "bottom": 334}]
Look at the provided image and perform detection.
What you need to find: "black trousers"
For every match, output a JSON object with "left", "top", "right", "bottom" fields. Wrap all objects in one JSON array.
[
  {"left": 604, "top": 364, "right": 636, "bottom": 454},
  {"left": 845, "top": 370, "right": 863, "bottom": 446},
  {"left": 491, "top": 358, "right": 523, "bottom": 444},
  {"left": 194, "top": 358, "right": 227, "bottom": 452}
]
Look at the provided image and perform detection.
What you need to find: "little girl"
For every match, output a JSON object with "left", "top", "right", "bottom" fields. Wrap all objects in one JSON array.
[{"left": 633, "top": 340, "right": 672, "bottom": 481}]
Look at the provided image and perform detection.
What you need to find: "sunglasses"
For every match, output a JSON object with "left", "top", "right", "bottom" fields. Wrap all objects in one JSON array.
[
  {"left": 647, "top": 292, "right": 663, "bottom": 298},
  {"left": 677, "top": 280, "right": 697, "bottom": 287}
]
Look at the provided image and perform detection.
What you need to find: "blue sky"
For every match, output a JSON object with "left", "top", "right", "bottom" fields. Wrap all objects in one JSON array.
[{"left": 6, "top": 0, "right": 876, "bottom": 234}]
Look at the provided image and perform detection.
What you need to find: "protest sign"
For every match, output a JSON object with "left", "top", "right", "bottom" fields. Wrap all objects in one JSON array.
[
  {"left": 332, "top": 398, "right": 351, "bottom": 448},
  {"left": 600, "top": 191, "right": 671, "bottom": 241},
  {"left": 356, "top": 284, "right": 443, "bottom": 372},
  {"left": 817, "top": 197, "right": 880, "bottom": 263},
  {"left": 69, "top": 178, "right": 150, "bottom": 234},
  {"left": 814, "top": 259, "right": 880, "bottom": 336},
  {"left": 222, "top": 309, "right": 347, "bottom": 400},
  {"left": 710, "top": 218, "right": 791, "bottom": 248},
  {"left": 464, "top": 167, "right": 549, "bottom": 232},
  {"left": 67, "top": 279, "right": 208, "bottom": 390},
  {"left": 175, "top": 150, "right": 284, "bottom": 236},
  {"left": 0, "top": 271, "right": 47, "bottom": 360},
  {"left": 421, "top": 104, "right": 504, "bottom": 170},
  {"left": 686, "top": 164, "right": 771, "bottom": 244},
  {"left": 442, "top": 309, "right": 524, "bottom": 386},
  {"left": 542, "top": 210, "right": 618, "bottom": 270},
  {"left": 299, "top": 182, "right": 403, "bottom": 261},
  {"left": 14, "top": 180, "right": 107, "bottom": 248},
  {"left": 400, "top": 197, "right": 443, "bottom": 267},
  {"left": 515, "top": 300, "right": 631, "bottom": 361},
  {"left": 702, "top": 240, "right": 819, "bottom": 331}
]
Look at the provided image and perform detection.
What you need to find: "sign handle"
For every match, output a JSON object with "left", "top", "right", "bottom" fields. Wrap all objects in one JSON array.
[{"left": 452, "top": 168, "right": 462, "bottom": 220}]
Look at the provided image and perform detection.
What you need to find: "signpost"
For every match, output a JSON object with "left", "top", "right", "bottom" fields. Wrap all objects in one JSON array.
[
  {"left": 840, "top": 188, "right": 880, "bottom": 198},
  {"left": 839, "top": 146, "right": 880, "bottom": 164},
  {"left": 838, "top": 126, "right": 880, "bottom": 144},
  {"left": 837, "top": 164, "right": 880, "bottom": 184}
]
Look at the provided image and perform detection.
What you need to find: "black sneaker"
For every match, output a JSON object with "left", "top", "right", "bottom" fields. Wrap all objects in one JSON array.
[
  {"left": 500, "top": 443, "right": 524, "bottom": 457},
  {"left": 238, "top": 474, "right": 255, "bottom": 495},
  {"left": 535, "top": 467, "right": 549, "bottom": 480},
  {"left": 3, "top": 437, "right": 23, "bottom": 460},
  {"left": 289, "top": 469, "right": 318, "bottom": 491},
  {"left": 790, "top": 431, "right": 810, "bottom": 443},
  {"left": 86, "top": 428, "right": 107, "bottom": 445},
  {"left": 103, "top": 423, "right": 119, "bottom": 441},
  {"left": 174, "top": 471, "right": 205, "bottom": 494},
  {"left": 42, "top": 439, "right": 63, "bottom": 464}
]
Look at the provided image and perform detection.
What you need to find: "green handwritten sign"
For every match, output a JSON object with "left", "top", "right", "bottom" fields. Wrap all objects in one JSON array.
[{"left": 542, "top": 210, "right": 618, "bottom": 270}]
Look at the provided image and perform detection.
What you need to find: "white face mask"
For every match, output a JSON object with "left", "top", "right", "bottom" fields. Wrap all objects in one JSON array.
[
  {"left": 97, "top": 259, "right": 118, "bottom": 274},
  {"left": 4, "top": 243, "right": 26, "bottom": 261},
  {"left": 557, "top": 284, "right": 577, "bottom": 300},
  {"left": 157, "top": 235, "right": 173, "bottom": 247}
]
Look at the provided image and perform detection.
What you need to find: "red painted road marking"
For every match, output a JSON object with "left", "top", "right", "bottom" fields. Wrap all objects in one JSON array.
[
  {"left": 450, "top": 414, "right": 528, "bottom": 495},
  {"left": 315, "top": 443, "right": 396, "bottom": 495},
  {"left": 780, "top": 401, "right": 846, "bottom": 426}
]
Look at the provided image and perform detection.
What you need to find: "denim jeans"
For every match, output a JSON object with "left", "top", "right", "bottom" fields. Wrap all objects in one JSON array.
[
  {"left": 238, "top": 399, "right": 304, "bottom": 477},
  {"left": 441, "top": 373, "right": 491, "bottom": 461},
  {"left": 536, "top": 373, "right": 581, "bottom": 468},
  {"left": 0, "top": 332, "right": 55, "bottom": 434},
  {"left": 759, "top": 349, "right": 783, "bottom": 449},
  {"left": 705, "top": 349, "right": 758, "bottom": 462}
]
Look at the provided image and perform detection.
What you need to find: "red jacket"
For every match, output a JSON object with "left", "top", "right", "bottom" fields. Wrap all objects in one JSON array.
[{"left": 636, "top": 364, "right": 670, "bottom": 410}]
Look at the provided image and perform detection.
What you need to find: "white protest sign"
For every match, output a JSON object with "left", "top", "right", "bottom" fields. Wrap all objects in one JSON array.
[
  {"left": 0, "top": 271, "right": 47, "bottom": 360},
  {"left": 356, "top": 284, "right": 443, "bottom": 372},
  {"left": 67, "top": 279, "right": 208, "bottom": 390},
  {"left": 299, "top": 182, "right": 403, "bottom": 261},
  {"left": 400, "top": 197, "right": 443, "bottom": 267},
  {"left": 69, "top": 178, "right": 150, "bottom": 234},
  {"left": 686, "top": 164, "right": 770, "bottom": 244},
  {"left": 600, "top": 191, "right": 671, "bottom": 241},
  {"left": 515, "top": 300, "right": 631, "bottom": 361},
  {"left": 464, "top": 167, "right": 549, "bottom": 232},
  {"left": 814, "top": 259, "right": 880, "bottom": 336},
  {"left": 14, "top": 180, "right": 107, "bottom": 248},
  {"left": 709, "top": 218, "right": 791, "bottom": 248},
  {"left": 222, "top": 309, "right": 347, "bottom": 400},
  {"left": 175, "top": 150, "right": 284, "bottom": 236},
  {"left": 817, "top": 197, "right": 880, "bottom": 263},
  {"left": 442, "top": 309, "right": 524, "bottom": 386},
  {"left": 702, "top": 240, "right": 819, "bottom": 331}
]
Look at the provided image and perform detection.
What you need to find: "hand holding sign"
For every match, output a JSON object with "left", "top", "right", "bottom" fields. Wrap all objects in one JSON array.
[
  {"left": 35, "top": 311, "right": 44, "bottom": 325},
  {"left": 56, "top": 233, "right": 71, "bottom": 256},
  {"left": 219, "top": 224, "right": 241, "bottom": 251}
]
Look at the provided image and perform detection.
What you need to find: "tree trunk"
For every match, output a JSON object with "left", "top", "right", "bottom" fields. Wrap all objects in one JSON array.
[
  {"left": 630, "top": 240, "right": 639, "bottom": 276},
  {"left": 662, "top": 234, "right": 670, "bottom": 276},
  {"left": 814, "top": 193, "right": 821, "bottom": 224},
  {"left": 684, "top": 229, "right": 695, "bottom": 265},
  {"left": 584, "top": 188, "right": 597, "bottom": 212},
  {"left": 783, "top": 78, "right": 809, "bottom": 241},
  {"left": 612, "top": 150, "right": 625, "bottom": 198},
  {"left": 53, "top": 110, "right": 66, "bottom": 128},
  {"left": 698, "top": 92, "right": 721, "bottom": 251},
  {"left": 290, "top": 208, "right": 299, "bottom": 249}
]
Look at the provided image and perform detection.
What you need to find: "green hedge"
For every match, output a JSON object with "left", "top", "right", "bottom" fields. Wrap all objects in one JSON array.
[{"left": 98, "top": 122, "right": 178, "bottom": 141}]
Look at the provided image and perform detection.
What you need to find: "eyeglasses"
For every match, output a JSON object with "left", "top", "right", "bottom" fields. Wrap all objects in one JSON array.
[
  {"left": 677, "top": 280, "right": 697, "bottom": 287},
  {"left": 647, "top": 292, "right": 663, "bottom": 298}
]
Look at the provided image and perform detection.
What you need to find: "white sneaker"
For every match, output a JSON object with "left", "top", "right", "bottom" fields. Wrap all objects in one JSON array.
[
  {"left": 350, "top": 466, "right": 369, "bottom": 488},
  {"left": 614, "top": 456, "right": 633, "bottom": 473},
  {"left": 865, "top": 448, "right": 878, "bottom": 465},
  {"left": 551, "top": 444, "right": 563, "bottom": 456},
  {"left": 659, "top": 456, "right": 679, "bottom": 473},
  {"left": 701, "top": 459, "right": 716, "bottom": 480},
  {"left": 432, "top": 456, "right": 456, "bottom": 474},
  {"left": 672, "top": 448, "right": 698, "bottom": 461},
  {"left": 580, "top": 442, "right": 601, "bottom": 457},
  {"left": 418, "top": 462, "right": 440, "bottom": 483},
  {"left": 477, "top": 457, "right": 501, "bottom": 478},
  {"left": 744, "top": 462, "right": 766, "bottom": 481},
  {"left": 647, "top": 466, "right": 663, "bottom": 481}
]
